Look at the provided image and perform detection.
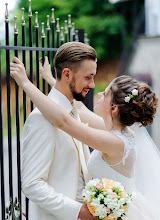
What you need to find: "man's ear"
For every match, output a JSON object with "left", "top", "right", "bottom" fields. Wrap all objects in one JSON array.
[{"left": 62, "top": 68, "right": 72, "bottom": 82}]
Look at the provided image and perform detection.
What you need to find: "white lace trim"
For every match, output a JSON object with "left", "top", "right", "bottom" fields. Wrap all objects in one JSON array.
[{"left": 111, "top": 130, "right": 135, "bottom": 166}]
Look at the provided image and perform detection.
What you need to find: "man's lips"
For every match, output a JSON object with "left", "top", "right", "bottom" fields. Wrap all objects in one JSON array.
[{"left": 83, "top": 89, "right": 90, "bottom": 94}]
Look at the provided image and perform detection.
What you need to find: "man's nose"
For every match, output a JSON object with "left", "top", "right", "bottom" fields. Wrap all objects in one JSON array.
[{"left": 88, "top": 79, "right": 95, "bottom": 88}]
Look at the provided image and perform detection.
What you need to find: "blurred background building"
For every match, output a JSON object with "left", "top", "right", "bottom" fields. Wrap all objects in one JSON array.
[{"left": 125, "top": 0, "right": 160, "bottom": 147}]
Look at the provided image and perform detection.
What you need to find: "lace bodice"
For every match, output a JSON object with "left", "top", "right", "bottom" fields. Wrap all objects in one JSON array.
[{"left": 88, "top": 130, "right": 137, "bottom": 193}]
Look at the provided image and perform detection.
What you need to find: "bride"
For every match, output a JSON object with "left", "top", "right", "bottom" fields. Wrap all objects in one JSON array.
[{"left": 10, "top": 57, "right": 159, "bottom": 219}]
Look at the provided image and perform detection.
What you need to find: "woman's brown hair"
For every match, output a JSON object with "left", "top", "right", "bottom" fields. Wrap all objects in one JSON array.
[{"left": 110, "top": 75, "right": 159, "bottom": 127}]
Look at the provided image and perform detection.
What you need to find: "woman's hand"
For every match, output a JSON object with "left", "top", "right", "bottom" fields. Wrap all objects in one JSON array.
[
  {"left": 39, "top": 56, "right": 56, "bottom": 87},
  {"left": 10, "top": 57, "right": 29, "bottom": 88}
]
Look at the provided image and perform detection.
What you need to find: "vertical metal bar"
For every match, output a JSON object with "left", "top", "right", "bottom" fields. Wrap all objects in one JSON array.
[
  {"left": 78, "top": 29, "right": 94, "bottom": 111},
  {"left": 26, "top": 1, "right": 34, "bottom": 217},
  {"left": 72, "top": 22, "right": 75, "bottom": 41},
  {"left": 51, "top": 8, "right": 56, "bottom": 78},
  {"left": 46, "top": 15, "right": 51, "bottom": 92},
  {"left": 84, "top": 33, "right": 89, "bottom": 45},
  {"left": 0, "top": 49, "right": 5, "bottom": 220},
  {"left": 35, "top": 12, "right": 40, "bottom": 89},
  {"left": 22, "top": 8, "right": 27, "bottom": 124},
  {"left": 68, "top": 14, "right": 72, "bottom": 41},
  {"left": 64, "top": 20, "right": 68, "bottom": 43},
  {"left": 41, "top": 22, "right": 46, "bottom": 94},
  {"left": 60, "top": 27, "right": 64, "bottom": 45},
  {"left": 28, "top": 0, "right": 33, "bottom": 111},
  {"left": 77, "top": 29, "right": 85, "bottom": 43},
  {"left": 14, "top": 16, "right": 22, "bottom": 220},
  {"left": 75, "top": 30, "right": 79, "bottom": 42},
  {"left": 56, "top": 18, "right": 60, "bottom": 48},
  {"left": 5, "top": 3, "right": 14, "bottom": 216},
  {"left": 22, "top": 8, "right": 28, "bottom": 218}
]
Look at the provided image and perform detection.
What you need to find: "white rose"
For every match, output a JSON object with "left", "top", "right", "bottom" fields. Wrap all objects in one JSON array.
[
  {"left": 95, "top": 204, "right": 107, "bottom": 219},
  {"left": 107, "top": 189, "right": 113, "bottom": 194},
  {"left": 132, "top": 89, "right": 138, "bottom": 96}
]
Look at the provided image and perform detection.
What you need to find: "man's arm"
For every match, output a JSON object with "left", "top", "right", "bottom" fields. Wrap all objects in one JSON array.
[
  {"left": 22, "top": 112, "right": 82, "bottom": 220},
  {"left": 75, "top": 101, "right": 106, "bottom": 130}
]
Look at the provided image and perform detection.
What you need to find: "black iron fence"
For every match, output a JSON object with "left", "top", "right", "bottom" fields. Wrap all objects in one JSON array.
[{"left": 0, "top": 1, "right": 92, "bottom": 220}]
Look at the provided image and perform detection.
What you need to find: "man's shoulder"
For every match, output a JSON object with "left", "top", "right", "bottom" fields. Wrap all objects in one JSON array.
[{"left": 24, "top": 107, "right": 54, "bottom": 130}]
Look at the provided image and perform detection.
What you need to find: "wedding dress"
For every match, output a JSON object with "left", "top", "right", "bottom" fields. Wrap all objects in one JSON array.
[{"left": 87, "top": 129, "right": 159, "bottom": 220}]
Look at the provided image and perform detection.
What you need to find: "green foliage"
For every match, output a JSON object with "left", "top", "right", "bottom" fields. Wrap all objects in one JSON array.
[
  {"left": 0, "top": 0, "right": 144, "bottom": 76},
  {"left": 13, "top": 0, "right": 124, "bottom": 61}
]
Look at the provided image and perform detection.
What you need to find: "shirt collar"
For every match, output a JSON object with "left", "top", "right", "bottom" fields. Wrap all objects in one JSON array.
[{"left": 48, "top": 87, "right": 74, "bottom": 114}]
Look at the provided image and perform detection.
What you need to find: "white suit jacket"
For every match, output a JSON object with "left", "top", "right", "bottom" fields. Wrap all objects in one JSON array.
[{"left": 22, "top": 88, "right": 91, "bottom": 220}]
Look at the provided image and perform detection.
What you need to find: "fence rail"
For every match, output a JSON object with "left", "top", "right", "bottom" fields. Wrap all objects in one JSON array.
[{"left": 0, "top": 1, "right": 92, "bottom": 220}]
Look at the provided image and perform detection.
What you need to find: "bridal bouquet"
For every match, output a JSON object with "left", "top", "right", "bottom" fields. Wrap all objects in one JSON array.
[{"left": 82, "top": 178, "right": 132, "bottom": 220}]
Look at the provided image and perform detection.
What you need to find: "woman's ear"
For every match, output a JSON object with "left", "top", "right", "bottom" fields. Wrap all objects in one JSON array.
[
  {"left": 62, "top": 68, "right": 72, "bottom": 82},
  {"left": 111, "top": 105, "right": 119, "bottom": 116}
]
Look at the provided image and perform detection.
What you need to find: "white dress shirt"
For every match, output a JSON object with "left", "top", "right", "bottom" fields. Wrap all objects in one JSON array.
[{"left": 22, "top": 87, "right": 91, "bottom": 220}]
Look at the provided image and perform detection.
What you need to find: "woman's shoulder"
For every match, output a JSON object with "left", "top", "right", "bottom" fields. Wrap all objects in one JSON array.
[{"left": 111, "top": 128, "right": 135, "bottom": 151}]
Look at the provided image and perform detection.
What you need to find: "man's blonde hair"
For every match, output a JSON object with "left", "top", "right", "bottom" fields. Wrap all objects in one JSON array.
[{"left": 53, "top": 42, "right": 97, "bottom": 80}]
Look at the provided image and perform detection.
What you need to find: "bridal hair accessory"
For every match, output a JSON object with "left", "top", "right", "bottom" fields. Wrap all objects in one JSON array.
[
  {"left": 124, "top": 89, "right": 138, "bottom": 103},
  {"left": 82, "top": 178, "right": 132, "bottom": 220}
]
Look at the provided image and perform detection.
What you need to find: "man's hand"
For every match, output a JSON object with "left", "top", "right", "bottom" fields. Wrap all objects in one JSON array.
[
  {"left": 78, "top": 204, "right": 97, "bottom": 220},
  {"left": 39, "top": 56, "right": 56, "bottom": 87},
  {"left": 10, "top": 57, "right": 29, "bottom": 88}
]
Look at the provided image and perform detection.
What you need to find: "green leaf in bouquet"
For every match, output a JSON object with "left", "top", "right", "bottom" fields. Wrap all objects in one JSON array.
[{"left": 100, "top": 199, "right": 104, "bottom": 204}]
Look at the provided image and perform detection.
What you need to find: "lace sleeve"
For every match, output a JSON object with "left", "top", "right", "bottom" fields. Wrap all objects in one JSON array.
[{"left": 111, "top": 130, "right": 135, "bottom": 165}]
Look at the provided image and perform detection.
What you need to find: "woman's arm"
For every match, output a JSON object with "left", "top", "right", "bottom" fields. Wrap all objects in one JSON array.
[
  {"left": 75, "top": 101, "right": 106, "bottom": 130},
  {"left": 10, "top": 57, "right": 123, "bottom": 156},
  {"left": 39, "top": 56, "right": 56, "bottom": 87}
]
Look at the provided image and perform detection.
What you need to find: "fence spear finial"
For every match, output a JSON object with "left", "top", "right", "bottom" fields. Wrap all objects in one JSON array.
[
  {"left": 56, "top": 18, "right": 60, "bottom": 32},
  {"left": 75, "top": 30, "right": 79, "bottom": 42},
  {"left": 14, "top": 16, "right": 18, "bottom": 34},
  {"left": 68, "top": 14, "right": 72, "bottom": 28},
  {"left": 60, "top": 27, "right": 64, "bottom": 42},
  {"left": 46, "top": 15, "right": 50, "bottom": 30},
  {"left": 84, "top": 33, "right": 89, "bottom": 45},
  {"left": 5, "top": 3, "right": 9, "bottom": 23},
  {"left": 35, "top": 12, "right": 39, "bottom": 28},
  {"left": 28, "top": 0, "right": 32, "bottom": 17},
  {"left": 72, "top": 22, "right": 75, "bottom": 36},
  {"left": 41, "top": 22, "right": 45, "bottom": 38},
  {"left": 21, "top": 8, "right": 25, "bottom": 26},
  {"left": 51, "top": 8, "right": 55, "bottom": 23},
  {"left": 65, "top": 20, "right": 68, "bottom": 34}
]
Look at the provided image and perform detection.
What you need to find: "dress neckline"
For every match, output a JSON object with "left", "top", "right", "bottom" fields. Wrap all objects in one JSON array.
[{"left": 111, "top": 129, "right": 134, "bottom": 139}]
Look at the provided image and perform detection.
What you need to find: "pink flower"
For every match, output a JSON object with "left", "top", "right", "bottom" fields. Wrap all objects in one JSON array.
[
  {"left": 96, "top": 183, "right": 103, "bottom": 190},
  {"left": 124, "top": 96, "right": 130, "bottom": 103},
  {"left": 112, "top": 192, "right": 117, "bottom": 199},
  {"left": 106, "top": 208, "right": 111, "bottom": 214}
]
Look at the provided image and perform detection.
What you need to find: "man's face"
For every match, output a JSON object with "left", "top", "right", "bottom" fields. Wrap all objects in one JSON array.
[{"left": 69, "top": 59, "right": 97, "bottom": 101}]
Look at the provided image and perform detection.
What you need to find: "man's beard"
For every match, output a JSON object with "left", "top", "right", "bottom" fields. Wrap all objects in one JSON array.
[{"left": 69, "top": 77, "right": 88, "bottom": 101}]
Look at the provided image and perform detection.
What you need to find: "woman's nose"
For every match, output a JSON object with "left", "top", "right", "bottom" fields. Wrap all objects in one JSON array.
[{"left": 98, "top": 92, "right": 102, "bottom": 98}]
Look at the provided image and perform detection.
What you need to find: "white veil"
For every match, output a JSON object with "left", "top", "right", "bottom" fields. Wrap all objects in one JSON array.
[{"left": 131, "top": 123, "right": 160, "bottom": 215}]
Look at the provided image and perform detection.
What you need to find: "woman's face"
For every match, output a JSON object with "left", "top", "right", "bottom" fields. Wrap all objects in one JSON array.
[{"left": 94, "top": 86, "right": 112, "bottom": 117}]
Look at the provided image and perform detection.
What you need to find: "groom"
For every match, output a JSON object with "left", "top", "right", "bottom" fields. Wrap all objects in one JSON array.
[{"left": 22, "top": 42, "right": 97, "bottom": 220}]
